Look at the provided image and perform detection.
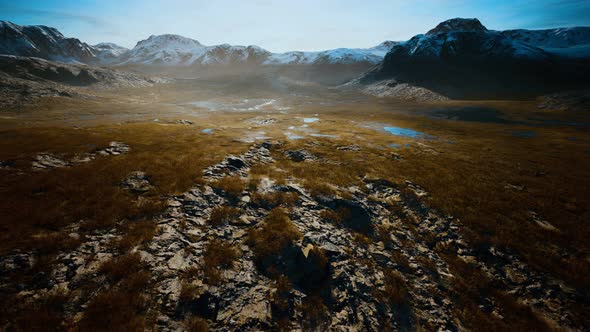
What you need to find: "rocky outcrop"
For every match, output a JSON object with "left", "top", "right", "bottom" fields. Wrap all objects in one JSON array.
[
  {"left": 1, "top": 141, "right": 585, "bottom": 331},
  {"left": 0, "top": 55, "right": 164, "bottom": 107},
  {"left": 30, "top": 142, "right": 130, "bottom": 170}
]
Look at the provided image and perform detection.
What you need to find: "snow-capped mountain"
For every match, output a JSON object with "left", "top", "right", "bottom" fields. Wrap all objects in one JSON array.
[
  {"left": 116, "top": 34, "right": 396, "bottom": 66},
  {"left": 263, "top": 41, "right": 397, "bottom": 65},
  {"left": 501, "top": 27, "right": 590, "bottom": 58},
  {"left": 194, "top": 44, "right": 271, "bottom": 65},
  {"left": 117, "top": 34, "right": 206, "bottom": 65},
  {"left": 353, "top": 18, "right": 590, "bottom": 99},
  {"left": 92, "top": 43, "right": 129, "bottom": 64},
  {"left": 116, "top": 34, "right": 274, "bottom": 66},
  {"left": 0, "top": 20, "right": 95, "bottom": 63}
]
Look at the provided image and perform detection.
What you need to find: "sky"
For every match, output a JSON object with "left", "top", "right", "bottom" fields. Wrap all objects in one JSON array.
[{"left": 1, "top": 0, "right": 590, "bottom": 52}]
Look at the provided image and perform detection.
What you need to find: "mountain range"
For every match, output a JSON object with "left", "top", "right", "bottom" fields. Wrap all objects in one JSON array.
[
  {"left": 1, "top": 18, "right": 589, "bottom": 100},
  {"left": 0, "top": 20, "right": 396, "bottom": 67},
  {"left": 353, "top": 18, "right": 590, "bottom": 99}
]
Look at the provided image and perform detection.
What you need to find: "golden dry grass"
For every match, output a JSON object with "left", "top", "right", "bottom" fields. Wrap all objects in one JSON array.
[
  {"left": 247, "top": 208, "right": 302, "bottom": 276},
  {"left": 202, "top": 238, "right": 238, "bottom": 285},
  {"left": 1, "top": 90, "right": 589, "bottom": 329},
  {"left": 208, "top": 205, "right": 241, "bottom": 227}
]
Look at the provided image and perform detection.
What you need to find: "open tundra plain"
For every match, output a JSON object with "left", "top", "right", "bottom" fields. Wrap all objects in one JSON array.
[
  {"left": 0, "top": 16, "right": 590, "bottom": 332},
  {"left": 1, "top": 71, "right": 590, "bottom": 331}
]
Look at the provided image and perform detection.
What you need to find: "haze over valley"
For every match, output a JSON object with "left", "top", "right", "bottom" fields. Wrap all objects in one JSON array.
[{"left": 1, "top": 2, "right": 589, "bottom": 331}]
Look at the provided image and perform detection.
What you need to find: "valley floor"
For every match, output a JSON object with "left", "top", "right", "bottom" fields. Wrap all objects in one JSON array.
[{"left": 0, "top": 79, "right": 589, "bottom": 331}]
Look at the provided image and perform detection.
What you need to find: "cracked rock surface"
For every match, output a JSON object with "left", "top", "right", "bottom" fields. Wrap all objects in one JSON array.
[{"left": 1, "top": 141, "right": 586, "bottom": 331}]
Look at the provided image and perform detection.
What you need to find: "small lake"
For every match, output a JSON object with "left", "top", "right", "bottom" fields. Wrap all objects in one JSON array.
[
  {"left": 384, "top": 126, "right": 424, "bottom": 138},
  {"left": 430, "top": 107, "right": 519, "bottom": 124},
  {"left": 511, "top": 131, "right": 537, "bottom": 138}
]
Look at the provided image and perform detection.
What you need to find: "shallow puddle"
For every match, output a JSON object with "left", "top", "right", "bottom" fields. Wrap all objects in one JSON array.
[
  {"left": 383, "top": 126, "right": 424, "bottom": 138},
  {"left": 303, "top": 117, "right": 319, "bottom": 123},
  {"left": 429, "top": 107, "right": 518, "bottom": 124},
  {"left": 511, "top": 131, "right": 537, "bottom": 138}
]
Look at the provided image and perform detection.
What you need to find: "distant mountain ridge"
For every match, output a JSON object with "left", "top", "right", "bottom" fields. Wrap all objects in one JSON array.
[
  {"left": 1, "top": 18, "right": 589, "bottom": 74},
  {"left": 0, "top": 21, "right": 95, "bottom": 63},
  {"left": 0, "top": 20, "right": 397, "bottom": 67},
  {"left": 351, "top": 18, "right": 590, "bottom": 100},
  {"left": 116, "top": 33, "right": 397, "bottom": 66}
]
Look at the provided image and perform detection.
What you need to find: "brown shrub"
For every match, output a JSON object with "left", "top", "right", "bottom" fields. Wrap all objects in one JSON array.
[
  {"left": 271, "top": 275, "right": 293, "bottom": 330},
  {"left": 100, "top": 252, "right": 143, "bottom": 281},
  {"left": 353, "top": 233, "right": 372, "bottom": 248},
  {"left": 416, "top": 256, "right": 439, "bottom": 278},
  {"left": 202, "top": 239, "right": 238, "bottom": 285},
  {"left": 251, "top": 191, "right": 299, "bottom": 208},
  {"left": 247, "top": 208, "right": 302, "bottom": 276},
  {"left": 185, "top": 316, "right": 209, "bottom": 332},
  {"left": 391, "top": 250, "right": 414, "bottom": 273},
  {"left": 299, "top": 295, "right": 330, "bottom": 330},
  {"left": 179, "top": 281, "right": 200, "bottom": 305},
  {"left": 208, "top": 206, "right": 241, "bottom": 227},
  {"left": 211, "top": 175, "right": 244, "bottom": 199},
  {"left": 78, "top": 287, "right": 149, "bottom": 331},
  {"left": 116, "top": 220, "right": 157, "bottom": 251},
  {"left": 382, "top": 269, "right": 410, "bottom": 307},
  {"left": 14, "top": 290, "right": 70, "bottom": 332},
  {"left": 319, "top": 207, "right": 351, "bottom": 224}
]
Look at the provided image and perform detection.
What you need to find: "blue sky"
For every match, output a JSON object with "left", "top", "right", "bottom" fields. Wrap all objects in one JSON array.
[{"left": 1, "top": 0, "right": 589, "bottom": 52}]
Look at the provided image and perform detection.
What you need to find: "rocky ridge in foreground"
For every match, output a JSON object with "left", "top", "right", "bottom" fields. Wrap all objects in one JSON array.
[{"left": 0, "top": 141, "right": 585, "bottom": 331}]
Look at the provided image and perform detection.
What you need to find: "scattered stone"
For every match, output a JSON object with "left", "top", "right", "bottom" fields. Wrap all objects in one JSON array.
[
  {"left": 4, "top": 141, "right": 584, "bottom": 332},
  {"left": 32, "top": 153, "right": 70, "bottom": 170},
  {"left": 175, "top": 119, "right": 194, "bottom": 125},
  {"left": 0, "top": 160, "right": 15, "bottom": 170},
  {"left": 247, "top": 117, "right": 277, "bottom": 126},
  {"left": 96, "top": 141, "right": 130, "bottom": 156},
  {"left": 388, "top": 152, "right": 403, "bottom": 160},
  {"left": 505, "top": 183, "right": 525, "bottom": 191},
  {"left": 284, "top": 149, "right": 315, "bottom": 162},
  {"left": 529, "top": 211, "right": 559, "bottom": 232},
  {"left": 121, "top": 171, "right": 152, "bottom": 193},
  {"left": 337, "top": 144, "right": 361, "bottom": 151}
]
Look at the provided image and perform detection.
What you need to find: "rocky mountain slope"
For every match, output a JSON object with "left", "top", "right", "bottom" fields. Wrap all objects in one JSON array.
[
  {"left": 352, "top": 18, "right": 590, "bottom": 100},
  {"left": 0, "top": 21, "right": 96, "bottom": 63},
  {"left": 501, "top": 27, "right": 590, "bottom": 58},
  {"left": 92, "top": 42, "right": 130, "bottom": 64},
  {"left": 0, "top": 55, "right": 162, "bottom": 107}
]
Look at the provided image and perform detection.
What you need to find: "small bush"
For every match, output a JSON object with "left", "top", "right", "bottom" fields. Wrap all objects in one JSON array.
[
  {"left": 185, "top": 316, "right": 209, "bottom": 332},
  {"left": 271, "top": 275, "right": 293, "bottom": 330},
  {"left": 353, "top": 233, "right": 372, "bottom": 248},
  {"left": 299, "top": 295, "right": 330, "bottom": 330},
  {"left": 391, "top": 251, "right": 414, "bottom": 273},
  {"left": 382, "top": 269, "right": 410, "bottom": 307},
  {"left": 211, "top": 175, "right": 244, "bottom": 199},
  {"left": 208, "top": 206, "right": 241, "bottom": 227},
  {"left": 78, "top": 287, "right": 149, "bottom": 331},
  {"left": 251, "top": 191, "right": 299, "bottom": 208},
  {"left": 319, "top": 207, "right": 351, "bottom": 224},
  {"left": 179, "top": 281, "right": 200, "bottom": 305},
  {"left": 99, "top": 252, "right": 143, "bottom": 281},
  {"left": 202, "top": 239, "right": 238, "bottom": 285},
  {"left": 247, "top": 208, "right": 302, "bottom": 276},
  {"left": 14, "top": 290, "right": 70, "bottom": 332},
  {"left": 116, "top": 220, "right": 157, "bottom": 251}
]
